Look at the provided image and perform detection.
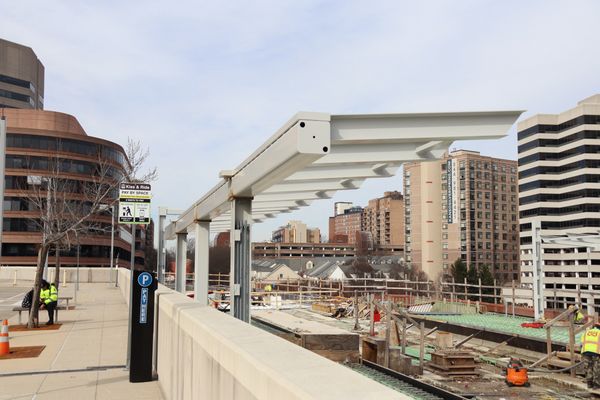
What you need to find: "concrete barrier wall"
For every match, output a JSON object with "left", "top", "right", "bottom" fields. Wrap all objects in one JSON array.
[
  {"left": 118, "top": 268, "right": 131, "bottom": 305},
  {"left": 118, "top": 269, "right": 408, "bottom": 400},
  {"left": 1, "top": 266, "right": 118, "bottom": 283}
]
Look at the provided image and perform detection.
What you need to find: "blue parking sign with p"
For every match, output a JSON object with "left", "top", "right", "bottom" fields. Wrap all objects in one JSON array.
[
  {"left": 130, "top": 269, "right": 156, "bottom": 382},
  {"left": 138, "top": 272, "right": 152, "bottom": 287}
]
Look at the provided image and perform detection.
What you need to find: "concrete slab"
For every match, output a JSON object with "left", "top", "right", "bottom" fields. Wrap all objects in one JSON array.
[{"left": 253, "top": 309, "right": 355, "bottom": 335}]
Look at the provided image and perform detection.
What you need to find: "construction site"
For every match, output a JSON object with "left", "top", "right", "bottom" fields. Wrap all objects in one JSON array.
[{"left": 178, "top": 273, "right": 600, "bottom": 400}]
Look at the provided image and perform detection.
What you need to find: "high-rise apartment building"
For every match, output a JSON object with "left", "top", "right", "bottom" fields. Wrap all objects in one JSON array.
[
  {"left": 0, "top": 38, "right": 44, "bottom": 109},
  {"left": 518, "top": 95, "right": 600, "bottom": 310},
  {"left": 362, "top": 191, "right": 404, "bottom": 247},
  {"left": 272, "top": 220, "right": 320, "bottom": 244},
  {"left": 404, "top": 150, "right": 519, "bottom": 281}
]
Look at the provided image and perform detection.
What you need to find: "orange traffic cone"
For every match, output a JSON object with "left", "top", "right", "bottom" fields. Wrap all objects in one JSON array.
[{"left": 0, "top": 319, "right": 9, "bottom": 356}]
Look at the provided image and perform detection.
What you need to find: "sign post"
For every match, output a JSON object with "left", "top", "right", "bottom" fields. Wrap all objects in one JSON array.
[{"left": 130, "top": 270, "right": 157, "bottom": 382}]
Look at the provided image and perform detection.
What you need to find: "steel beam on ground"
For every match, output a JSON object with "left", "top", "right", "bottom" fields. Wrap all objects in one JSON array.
[
  {"left": 194, "top": 221, "right": 210, "bottom": 305},
  {"left": 175, "top": 232, "right": 187, "bottom": 293},
  {"left": 230, "top": 198, "right": 252, "bottom": 322}
]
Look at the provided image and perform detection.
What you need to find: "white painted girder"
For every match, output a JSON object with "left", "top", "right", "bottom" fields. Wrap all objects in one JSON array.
[
  {"left": 165, "top": 110, "right": 523, "bottom": 239},
  {"left": 312, "top": 142, "right": 449, "bottom": 165},
  {"left": 262, "top": 178, "right": 364, "bottom": 194},
  {"left": 329, "top": 111, "right": 520, "bottom": 143}
]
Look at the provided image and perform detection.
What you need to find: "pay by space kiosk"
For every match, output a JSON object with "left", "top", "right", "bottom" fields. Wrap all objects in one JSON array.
[{"left": 130, "top": 270, "right": 157, "bottom": 382}]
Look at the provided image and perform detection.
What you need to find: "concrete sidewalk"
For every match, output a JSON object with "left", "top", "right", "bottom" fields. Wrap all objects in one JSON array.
[{"left": 0, "top": 283, "right": 163, "bottom": 400}]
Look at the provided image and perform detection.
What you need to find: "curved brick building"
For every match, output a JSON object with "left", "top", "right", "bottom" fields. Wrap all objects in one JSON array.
[
  {"left": 1, "top": 38, "right": 149, "bottom": 269},
  {"left": 0, "top": 108, "right": 145, "bottom": 267}
]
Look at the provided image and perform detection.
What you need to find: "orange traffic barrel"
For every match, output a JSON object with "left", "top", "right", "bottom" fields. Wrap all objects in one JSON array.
[{"left": 0, "top": 319, "right": 9, "bottom": 355}]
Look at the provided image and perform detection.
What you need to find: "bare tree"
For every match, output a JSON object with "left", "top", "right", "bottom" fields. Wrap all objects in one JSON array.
[
  {"left": 124, "top": 138, "right": 158, "bottom": 183},
  {"left": 21, "top": 138, "right": 156, "bottom": 328}
]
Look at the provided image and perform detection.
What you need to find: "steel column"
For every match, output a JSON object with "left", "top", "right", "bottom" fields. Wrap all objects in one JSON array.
[
  {"left": 230, "top": 197, "right": 252, "bottom": 322},
  {"left": 157, "top": 208, "right": 167, "bottom": 284},
  {"left": 194, "top": 221, "right": 210, "bottom": 305},
  {"left": 175, "top": 232, "right": 187, "bottom": 293},
  {"left": 531, "top": 220, "right": 544, "bottom": 321}
]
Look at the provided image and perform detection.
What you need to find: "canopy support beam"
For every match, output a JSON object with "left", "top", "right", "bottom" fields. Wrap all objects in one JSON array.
[{"left": 230, "top": 197, "right": 253, "bottom": 322}]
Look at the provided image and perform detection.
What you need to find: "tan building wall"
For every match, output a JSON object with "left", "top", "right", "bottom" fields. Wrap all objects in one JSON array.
[
  {"left": 272, "top": 220, "right": 320, "bottom": 243},
  {"left": 404, "top": 160, "right": 444, "bottom": 280},
  {"left": 405, "top": 151, "right": 519, "bottom": 282},
  {"left": 307, "top": 228, "right": 321, "bottom": 244},
  {"left": 330, "top": 207, "right": 363, "bottom": 244},
  {"left": 0, "top": 38, "right": 45, "bottom": 109},
  {"left": 362, "top": 191, "right": 404, "bottom": 249}
]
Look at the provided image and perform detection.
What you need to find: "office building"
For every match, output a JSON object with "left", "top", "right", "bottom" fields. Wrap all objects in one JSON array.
[
  {"left": 0, "top": 38, "right": 144, "bottom": 268},
  {"left": 328, "top": 205, "right": 363, "bottom": 244},
  {"left": 518, "top": 95, "right": 600, "bottom": 309},
  {"left": 272, "top": 220, "right": 321, "bottom": 244},
  {"left": 0, "top": 38, "right": 44, "bottom": 109},
  {"left": 404, "top": 150, "right": 519, "bottom": 281},
  {"left": 362, "top": 191, "right": 405, "bottom": 248}
]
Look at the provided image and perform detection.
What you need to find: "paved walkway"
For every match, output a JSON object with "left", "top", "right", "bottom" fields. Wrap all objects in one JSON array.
[{"left": 0, "top": 282, "right": 162, "bottom": 400}]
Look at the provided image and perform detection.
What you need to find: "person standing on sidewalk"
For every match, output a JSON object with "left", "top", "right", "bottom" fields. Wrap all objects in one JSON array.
[
  {"left": 40, "top": 280, "right": 58, "bottom": 325},
  {"left": 581, "top": 322, "right": 600, "bottom": 389}
]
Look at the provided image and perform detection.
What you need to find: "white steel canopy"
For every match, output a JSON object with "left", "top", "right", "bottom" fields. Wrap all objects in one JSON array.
[
  {"left": 165, "top": 111, "right": 522, "bottom": 239},
  {"left": 163, "top": 109, "right": 523, "bottom": 322},
  {"left": 164, "top": 110, "right": 522, "bottom": 238}
]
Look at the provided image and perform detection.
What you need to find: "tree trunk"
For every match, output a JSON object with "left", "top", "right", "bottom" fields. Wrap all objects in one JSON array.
[
  {"left": 53, "top": 244, "right": 61, "bottom": 289},
  {"left": 27, "top": 244, "right": 49, "bottom": 329}
]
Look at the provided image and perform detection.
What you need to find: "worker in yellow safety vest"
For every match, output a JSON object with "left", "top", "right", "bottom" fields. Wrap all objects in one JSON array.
[
  {"left": 40, "top": 280, "right": 58, "bottom": 325},
  {"left": 581, "top": 322, "right": 600, "bottom": 389},
  {"left": 575, "top": 309, "right": 585, "bottom": 324}
]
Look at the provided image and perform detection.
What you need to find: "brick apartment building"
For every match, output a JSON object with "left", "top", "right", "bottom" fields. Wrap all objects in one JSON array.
[{"left": 404, "top": 150, "right": 519, "bottom": 282}]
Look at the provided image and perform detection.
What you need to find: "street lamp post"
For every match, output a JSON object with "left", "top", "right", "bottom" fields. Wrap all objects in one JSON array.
[
  {"left": 109, "top": 205, "right": 115, "bottom": 285},
  {"left": 74, "top": 231, "right": 80, "bottom": 305},
  {"left": 99, "top": 204, "right": 116, "bottom": 285}
]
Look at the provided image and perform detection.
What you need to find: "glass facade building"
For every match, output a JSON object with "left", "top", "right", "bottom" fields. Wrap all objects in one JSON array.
[
  {"left": 0, "top": 38, "right": 44, "bottom": 110},
  {"left": 0, "top": 108, "right": 147, "bottom": 268},
  {"left": 0, "top": 38, "right": 150, "bottom": 269}
]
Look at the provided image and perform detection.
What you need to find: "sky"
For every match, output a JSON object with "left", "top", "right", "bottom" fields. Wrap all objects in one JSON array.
[{"left": 2, "top": 0, "right": 600, "bottom": 243}]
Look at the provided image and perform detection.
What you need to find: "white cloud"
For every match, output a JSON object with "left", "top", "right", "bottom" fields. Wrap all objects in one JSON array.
[{"left": 2, "top": 0, "right": 600, "bottom": 242}]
